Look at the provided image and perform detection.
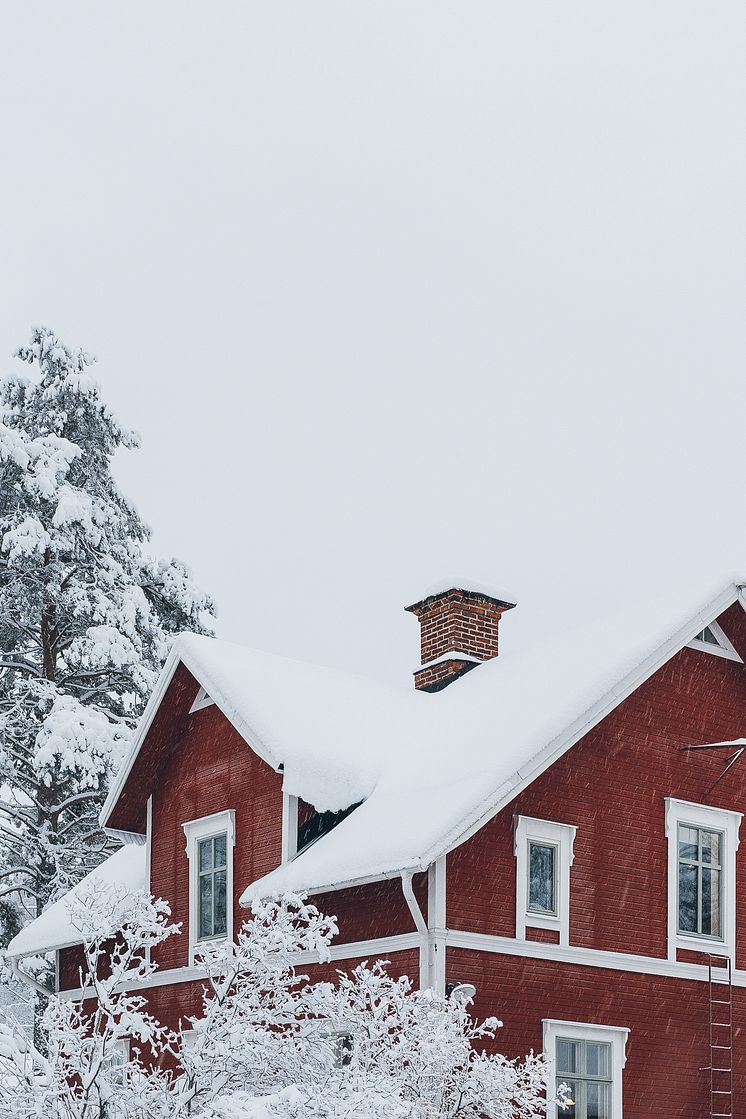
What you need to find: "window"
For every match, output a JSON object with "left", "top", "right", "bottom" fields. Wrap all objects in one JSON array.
[
  {"left": 183, "top": 810, "right": 235, "bottom": 964},
  {"left": 556, "top": 1037, "right": 612, "bottom": 1118},
  {"left": 197, "top": 834, "right": 227, "bottom": 940},
  {"left": 105, "top": 1039, "right": 130, "bottom": 1086},
  {"left": 514, "top": 817, "right": 576, "bottom": 945},
  {"left": 332, "top": 1030, "right": 353, "bottom": 1068},
  {"left": 664, "top": 799, "right": 741, "bottom": 960},
  {"left": 677, "top": 824, "right": 722, "bottom": 939},
  {"left": 528, "top": 841, "right": 557, "bottom": 915},
  {"left": 543, "top": 1021, "right": 628, "bottom": 1119},
  {"left": 687, "top": 621, "right": 742, "bottom": 662}
]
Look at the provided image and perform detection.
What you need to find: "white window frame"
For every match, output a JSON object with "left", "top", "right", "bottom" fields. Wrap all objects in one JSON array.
[
  {"left": 182, "top": 809, "right": 236, "bottom": 965},
  {"left": 686, "top": 620, "right": 742, "bottom": 662},
  {"left": 543, "top": 1019, "right": 628, "bottom": 1119},
  {"left": 105, "top": 1038, "right": 130, "bottom": 1085},
  {"left": 664, "top": 798, "right": 741, "bottom": 961},
  {"left": 281, "top": 792, "right": 298, "bottom": 864},
  {"left": 514, "top": 816, "right": 576, "bottom": 946}
]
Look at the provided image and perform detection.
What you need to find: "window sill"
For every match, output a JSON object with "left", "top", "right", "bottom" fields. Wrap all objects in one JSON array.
[
  {"left": 525, "top": 912, "right": 561, "bottom": 931},
  {"left": 675, "top": 934, "right": 732, "bottom": 958}
]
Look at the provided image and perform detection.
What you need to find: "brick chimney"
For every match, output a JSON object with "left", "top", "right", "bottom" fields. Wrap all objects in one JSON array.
[{"left": 405, "top": 581, "right": 516, "bottom": 692}]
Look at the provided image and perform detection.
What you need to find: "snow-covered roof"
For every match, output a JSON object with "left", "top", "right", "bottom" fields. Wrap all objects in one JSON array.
[
  {"left": 107, "top": 572, "right": 746, "bottom": 904},
  {"left": 15, "top": 576, "right": 746, "bottom": 961},
  {"left": 6, "top": 844, "right": 146, "bottom": 959},
  {"left": 242, "top": 576, "right": 746, "bottom": 900}
]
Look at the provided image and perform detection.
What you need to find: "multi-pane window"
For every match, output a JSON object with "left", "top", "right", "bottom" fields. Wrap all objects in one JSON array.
[
  {"left": 556, "top": 1037, "right": 613, "bottom": 1119},
  {"left": 678, "top": 824, "right": 723, "bottom": 939},
  {"left": 198, "top": 833, "right": 228, "bottom": 940},
  {"left": 528, "top": 841, "right": 557, "bottom": 915}
]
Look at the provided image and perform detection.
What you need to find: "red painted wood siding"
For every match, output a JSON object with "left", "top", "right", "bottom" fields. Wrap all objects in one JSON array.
[
  {"left": 149, "top": 701, "right": 283, "bottom": 971},
  {"left": 446, "top": 946, "right": 744, "bottom": 1118},
  {"left": 447, "top": 603, "right": 746, "bottom": 964}
]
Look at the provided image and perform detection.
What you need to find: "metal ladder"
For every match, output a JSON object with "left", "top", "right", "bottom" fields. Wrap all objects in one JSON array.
[{"left": 707, "top": 954, "right": 733, "bottom": 1119}]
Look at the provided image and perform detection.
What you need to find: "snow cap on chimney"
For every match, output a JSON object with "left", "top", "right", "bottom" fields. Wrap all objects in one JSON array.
[{"left": 405, "top": 580, "right": 517, "bottom": 692}]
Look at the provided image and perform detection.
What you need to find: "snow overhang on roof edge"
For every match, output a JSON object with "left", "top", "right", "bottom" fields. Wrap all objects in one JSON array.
[
  {"left": 99, "top": 637, "right": 283, "bottom": 834},
  {"left": 241, "top": 579, "right": 746, "bottom": 902}
]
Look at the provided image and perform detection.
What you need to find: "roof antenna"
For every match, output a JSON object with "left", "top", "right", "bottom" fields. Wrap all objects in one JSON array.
[{"left": 679, "top": 738, "right": 746, "bottom": 798}]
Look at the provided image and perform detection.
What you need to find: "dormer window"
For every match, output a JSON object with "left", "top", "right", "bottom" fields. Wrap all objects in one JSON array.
[
  {"left": 297, "top": 802, "right": 360, "bottom": 854},
  {"left": 280, "top": 795, "right": 360, "bottom": 863},
  {"left": 687, "top": 621, "right": 742, "bottom": 662}
]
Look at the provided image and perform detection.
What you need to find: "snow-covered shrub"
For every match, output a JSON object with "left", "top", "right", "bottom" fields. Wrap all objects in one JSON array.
[{"left": 0, "top": 890, "right": 551, "bottom": 1119}]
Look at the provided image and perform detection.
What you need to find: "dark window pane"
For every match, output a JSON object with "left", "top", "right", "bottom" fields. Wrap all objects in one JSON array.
[
  {"left": 702, "top": 868, "right": 721, "bottom": 937},
  {"left": 198, "top": 838, "right": 213, "bottom": 872},
  {"left": 214, "top": 834, "right": 227, "bottom": 869},
  {"left": 199, "top": 874, "right": 213, "bottom": 937},
  {"left": 528, "top": 843, "right": 556, "bottom": 914},
  {"left": 679, "top": 863, "right": 698, "bottom": 932},
  {"left": 214, "top": 869, "right": 227, "bottom": 935}
]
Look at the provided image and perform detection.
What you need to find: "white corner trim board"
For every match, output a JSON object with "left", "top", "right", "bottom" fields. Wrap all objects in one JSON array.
[
  {"left": 514, "top": 816, "right": 576, "bottom": 946},
  {"left": 182, "top": 809, "right": 236, "bottom": 965},
  {"left": 664, "top": 798, "right": 742, "bottom": 962},
  {"left": 281, "top": 793, "right": 299, "bottom": 864},
  {"left": 542, "top": 1018, "right": 629, "bottom": 1119}
]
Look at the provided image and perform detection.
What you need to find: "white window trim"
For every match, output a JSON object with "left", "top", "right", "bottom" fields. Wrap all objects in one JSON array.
[
  {"left": 514, "top": 816, "right": 576, "bottom": 946},
  {"left": 543, "top": 1019, "right": 628, "bottom": 1119},
  {"left": 687, "top": 620, "right": 743, "bottom": 663},
  {"left": 664, "top": 797, "right": 741, "bottom": 962},
  {"left": 189, "top": 686, "right": 216, "bottom": 713},
  {"left": 182, "top": 809, "right": 236, "bottom": 965}
]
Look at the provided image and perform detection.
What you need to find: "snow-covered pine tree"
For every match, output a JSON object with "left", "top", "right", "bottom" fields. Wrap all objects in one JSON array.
[{"left": 0, "top": 327, "right": 214, "bottom": 939}]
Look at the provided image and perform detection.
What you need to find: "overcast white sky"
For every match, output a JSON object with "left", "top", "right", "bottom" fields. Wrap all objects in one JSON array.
[{"left": 2, "top": 3, "right": 745, "bottom": 684}]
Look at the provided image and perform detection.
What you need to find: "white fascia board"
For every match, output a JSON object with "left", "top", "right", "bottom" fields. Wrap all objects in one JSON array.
[
  {"left": 240, "top": 865, "right": 420, "bottom": 907},
  {"left": 423, "top": 581, "right": 744, "bottom": 867},
  {"left": 176, "top": 642, "right": 279, "bottom": 772},
  {"left": 99, "top": 646, "right": 182, "bottom": 830},
  {"left": 100, "top": 637, "right": 282, "bottom": 834}
]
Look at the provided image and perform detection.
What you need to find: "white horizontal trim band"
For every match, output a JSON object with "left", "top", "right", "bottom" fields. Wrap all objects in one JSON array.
[
  {"left": 57, "top": 932, "right": 421, "bottom": 1000},
  {"left": 446, "top": 929, "right": 739, "bottom": 984}
]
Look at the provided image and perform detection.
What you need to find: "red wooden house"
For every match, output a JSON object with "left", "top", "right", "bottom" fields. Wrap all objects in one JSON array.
[{"left": 10, "top": 576, "right": 746, "bottom": 1118}]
